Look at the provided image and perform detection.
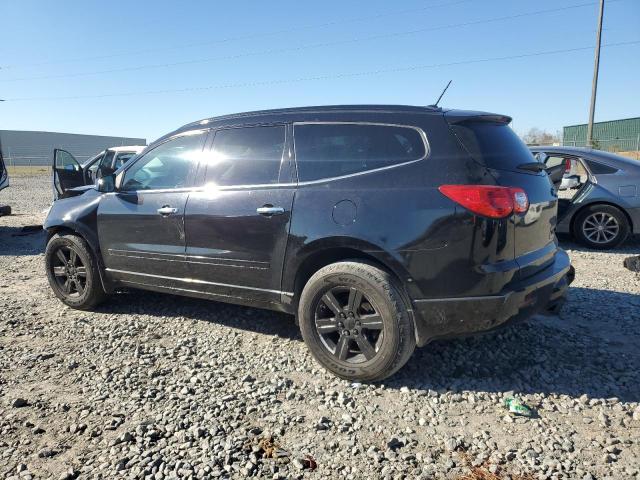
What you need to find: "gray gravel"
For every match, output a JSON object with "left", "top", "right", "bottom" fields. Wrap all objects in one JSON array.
[{"left": 1, "top": 175, "right": 640, "bottom": 479}]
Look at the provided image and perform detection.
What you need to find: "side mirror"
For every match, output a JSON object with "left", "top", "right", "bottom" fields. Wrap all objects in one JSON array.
[{"left": 97, "top": 173, "right": 115, "bottom": 193}]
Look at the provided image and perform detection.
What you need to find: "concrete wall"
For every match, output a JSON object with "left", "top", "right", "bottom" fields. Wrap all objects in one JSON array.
[{"left": 0, "top": 130, "right": 146, "bottom": 167}]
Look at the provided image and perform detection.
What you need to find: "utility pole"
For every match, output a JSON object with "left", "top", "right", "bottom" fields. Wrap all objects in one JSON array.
[{"left": 586, "top": 0, "right": 605, "bottom": 148}]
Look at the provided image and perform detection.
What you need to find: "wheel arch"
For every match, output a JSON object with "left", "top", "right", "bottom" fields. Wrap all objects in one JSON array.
[
  {"left": 287, "top": 237, "right": 416, "bottom": 328},
  {"left": 45, "top": 222, "right": 114, "bottom": 293}
]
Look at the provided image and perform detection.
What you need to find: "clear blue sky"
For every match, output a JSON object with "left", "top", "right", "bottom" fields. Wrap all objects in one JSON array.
[{"left": 1, "top": 0, "right": 638, "bottom": 143}]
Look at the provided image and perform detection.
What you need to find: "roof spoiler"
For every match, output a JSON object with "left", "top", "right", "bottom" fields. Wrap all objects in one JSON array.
[{"left": 444, "top": 110, "right": 512, "bottom": 125}]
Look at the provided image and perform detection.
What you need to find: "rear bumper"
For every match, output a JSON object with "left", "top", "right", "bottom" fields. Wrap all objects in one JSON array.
[
  {"left": 412, "top": 249, "right": 573, "bottom": 347},
  {"left": 627, "top": 207, "right": 640, "bottom": 235}
]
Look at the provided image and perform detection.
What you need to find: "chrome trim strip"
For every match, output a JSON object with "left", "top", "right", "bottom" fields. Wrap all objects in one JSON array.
[
  {"left": 108, "top": 248, "right": 269, "bottom": 264},
  {"left": 185, "top": 259, "right": 268, "bottom": 270},
  {"left": 117, "top": 279, "right": 281, "bottom": 305},
  {"left": 107, "top": 249, "right": 269, "bottom": 269},
  {"left": 106, "top": 268, "right": 292, "bottom": 296}
]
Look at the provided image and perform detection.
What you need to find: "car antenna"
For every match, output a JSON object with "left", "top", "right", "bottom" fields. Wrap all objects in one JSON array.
[{"left": 429, "top": 80, "right": 452, "bottom": 108}]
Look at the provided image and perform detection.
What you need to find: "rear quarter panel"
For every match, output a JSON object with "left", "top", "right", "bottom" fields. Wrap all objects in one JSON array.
[{"left": 282, "top": 113, "right": 519, "bottom": 300}]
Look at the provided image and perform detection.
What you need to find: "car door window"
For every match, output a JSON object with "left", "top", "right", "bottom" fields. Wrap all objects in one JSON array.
[
  {"left": 55, "top": 150, "right": 81, "bottom": 171},
  {"left": 87, "top": 154, "right": 103, "bottom": 178},
  {"left": 584, "top": 159, "right": 618, "bottom": 175},
  {"left": 122, "top": 133, "right": 205, "bottom": 191},
  {"left": 204, "top": 125, "right": 285, "bottom": 186},
  {"left": 293, "top": 123, "right": 426, "bottom": 181}
]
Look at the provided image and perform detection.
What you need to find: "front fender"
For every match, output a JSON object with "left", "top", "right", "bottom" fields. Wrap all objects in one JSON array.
[{"left": 43, "top": 191, "right": 115, "bottom": 293}]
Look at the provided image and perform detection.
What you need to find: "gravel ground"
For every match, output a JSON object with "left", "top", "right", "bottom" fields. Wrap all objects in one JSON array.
[{"left": 1, "top": 175, "right": 639, "bottom": 480}]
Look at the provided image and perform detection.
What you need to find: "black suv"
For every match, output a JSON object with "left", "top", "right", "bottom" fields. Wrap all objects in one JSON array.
[{"left": 44, "top": 105, "right": 573, "bottom": 381}]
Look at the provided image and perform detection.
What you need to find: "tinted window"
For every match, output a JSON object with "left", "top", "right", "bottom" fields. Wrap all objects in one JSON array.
[
  {"left": 584, "top": 160, "right": 618, "bottom": 175},
  {"left": 87, "top": 154, "right": 103, "bottom": 175},
  {"left": 204, "top": 126, "right": 285, "bottom": 186},
  {"left": 100, "top": 151, "right": 116, "bottom": 170},
  {"left": 452, "top": 122, "right": 533, "bottom": 172},
  {"left": 294, "top": 123, "right": 426, "bottom": 181},
  {"left": 122, "top": 133, "right": 205, "bottom": 191},
  {"left": 114, "top": 152, "right": 138, "bottom": 169}
]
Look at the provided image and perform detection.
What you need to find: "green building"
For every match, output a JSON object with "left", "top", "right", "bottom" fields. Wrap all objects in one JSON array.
[{"left": 563, "top": 117, "right": 640, "bottom": 152}]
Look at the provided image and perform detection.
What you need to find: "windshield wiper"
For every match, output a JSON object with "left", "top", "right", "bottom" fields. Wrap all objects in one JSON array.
[{"left": 517, "top": 162, "right": 546, "bottom": 173}]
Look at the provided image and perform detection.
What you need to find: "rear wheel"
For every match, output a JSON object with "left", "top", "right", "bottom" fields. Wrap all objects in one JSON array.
[
  {"left": 298, "top": 261, "right": 415, "bottom": 382},
  {"left": 574, "top": 204, "right": 629, "bottom": 249},
  {"left": 45, "top": 233, "right": 107, "bottom": 309}
]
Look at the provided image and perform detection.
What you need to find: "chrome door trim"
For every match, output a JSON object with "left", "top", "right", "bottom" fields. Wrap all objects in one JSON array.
[{"left": 106, "top": 268, "right": 293, "bottom": 296}]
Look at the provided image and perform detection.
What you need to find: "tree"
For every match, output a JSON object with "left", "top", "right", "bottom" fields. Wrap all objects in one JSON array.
[{"left": 521, "top": 128, "right": 561, "bottom": 146}]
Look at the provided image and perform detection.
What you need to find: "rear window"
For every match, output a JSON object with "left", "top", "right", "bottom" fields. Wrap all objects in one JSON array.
[
  {"left": 451, "top": 122, "right": 533, "bottom": 172},
  {"left": 584, "top": 159, "right": 618, "bottom": 175},
  {"left": 294, "top": 123, "right": 426, "bottom": 182}
]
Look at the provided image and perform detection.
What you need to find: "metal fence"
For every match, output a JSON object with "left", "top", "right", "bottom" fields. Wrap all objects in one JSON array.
[{"left": 563, "top": 135, "right": 640, "bottom": 160}]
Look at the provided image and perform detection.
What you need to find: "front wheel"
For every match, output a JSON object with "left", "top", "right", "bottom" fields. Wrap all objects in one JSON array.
[
  {"left": 298, "top": 261, "right": 415, "bottom": 382},
  {"left": 574, "top": 205, "right": 629, "bottom": 249},
  {"left": 45, "top": 233, "right": 107, "bottom": 310}
]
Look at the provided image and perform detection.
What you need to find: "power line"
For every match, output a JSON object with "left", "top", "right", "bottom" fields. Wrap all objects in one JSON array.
[
  {"left": 4, "top": 40, "right": 638, "bottom": 102},
  {"left": 0, "top": 1, "right": 611, "bottom": 83},
  {"left": 0, "top": 0, "right": 471, "bottom": 70}
]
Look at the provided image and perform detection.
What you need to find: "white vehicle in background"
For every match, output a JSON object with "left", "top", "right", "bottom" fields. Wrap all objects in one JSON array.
[{"left": 53, "top": 145, "right": 145, "bottom": 199}]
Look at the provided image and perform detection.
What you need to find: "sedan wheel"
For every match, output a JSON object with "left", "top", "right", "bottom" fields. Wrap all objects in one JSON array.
[
  {"left": 574, "top": 204, "right": 629, "bottom": 249},
  {"left": 581, "top": 212, "right": 619, "bottom": 245}
]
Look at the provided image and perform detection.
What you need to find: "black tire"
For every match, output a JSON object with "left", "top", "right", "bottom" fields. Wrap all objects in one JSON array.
[
  {"left": 298, "top": 261, "right": 415, "bottom": 382},
  {"left": 573, "top": 204, "right": 629, "bottom": 249},
  {"left": 45, "top": 233, "right": 107, "bottom": 310}
]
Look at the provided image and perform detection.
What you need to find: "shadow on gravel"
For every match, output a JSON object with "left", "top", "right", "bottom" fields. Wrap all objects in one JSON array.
[
  {"left": 390, "top": 287, "right": 640, "bottom": 403},
  {"left": 0, "top": 225, "right": 46, "bottom": 256},
  {"left": 95, "top": 289, "right": 301, "bottom": 341},
  {"left": 98, "top": 285, "right": 640, "bottom": 402}
]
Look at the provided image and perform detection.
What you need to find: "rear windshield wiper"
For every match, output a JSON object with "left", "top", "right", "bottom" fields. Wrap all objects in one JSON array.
[{"left": 517, "top": 162, "right": 546, "bottom": 173}]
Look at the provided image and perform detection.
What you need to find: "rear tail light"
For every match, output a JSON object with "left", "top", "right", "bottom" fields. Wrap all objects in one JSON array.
[{"left": 438, "top": 185, "right": 529, "bottom": 218}]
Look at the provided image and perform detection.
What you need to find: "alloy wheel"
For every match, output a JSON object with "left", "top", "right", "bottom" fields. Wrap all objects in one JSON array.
[
  {"left": 582, "top": 212, "right": 620, "bottom": 245},
  {"left": 314, "top": 286, "right": 384, "bottom": 363},
  {"left": 51, "top": 245, "right": 87, "bottom": 297}
]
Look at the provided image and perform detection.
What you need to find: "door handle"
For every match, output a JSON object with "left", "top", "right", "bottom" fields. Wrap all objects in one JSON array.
[
  {"left": 157, "top": 205, "right": 178, "bottom": 216},
  {"left": 257, "top": 205, "right": 285, "bottom": 216}
]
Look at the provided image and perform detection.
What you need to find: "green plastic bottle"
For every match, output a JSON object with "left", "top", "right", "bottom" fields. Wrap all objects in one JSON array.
[{"left": 504, "top": 397, "right": 533, "bottom": 417}]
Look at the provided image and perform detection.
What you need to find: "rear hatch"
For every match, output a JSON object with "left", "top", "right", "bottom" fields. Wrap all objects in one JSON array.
[{"left": 446, "top": 112, "right": 558, "bottom": 279}]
